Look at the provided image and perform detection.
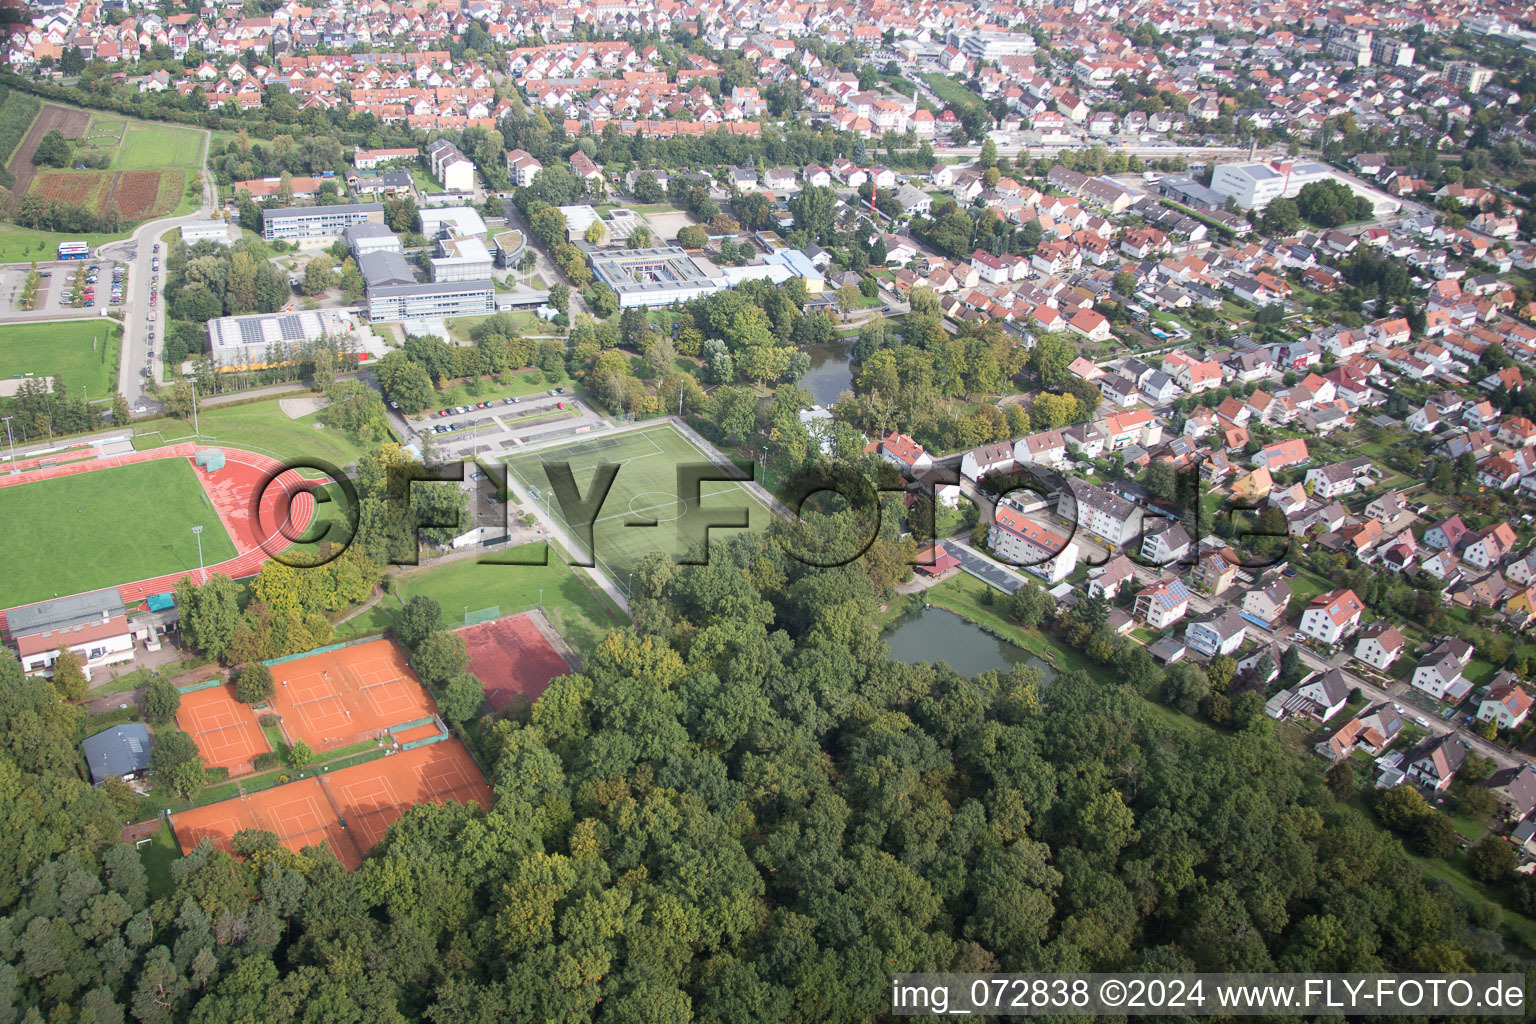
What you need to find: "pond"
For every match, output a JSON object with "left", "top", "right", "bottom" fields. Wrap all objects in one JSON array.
[
  {"left": 884, "top": 606, "right": 1055, "bottom": 679},
  {"left": 799, "top": 340, "right": 855, "bottom": 407}
]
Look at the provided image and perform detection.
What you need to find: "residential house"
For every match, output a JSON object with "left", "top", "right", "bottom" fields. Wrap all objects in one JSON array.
[
  {"left": 1134, "top": 579, "right": 1194, "bottom": 629},
  {"left": 1481, "top": 762, "right": 1536, "bottom": 822},
  {"left": 1462, "top": 523, "right": 1517, "bottom": 571},
  {"left": 1139, "top": 520, "right": 1192, "bottom": 567},
  {"left": 989, "top": 506, "right": 1079, "bottom": 584},
  {"left": 1058, "top": 481, "right": 1143, "bottom": 546},
  {"left": 1140, "top": 371, "right": 1181, "bottom": 405},
  {"left": 1305, "top": 458, "right": 1373, "bottom": 499},
  {"left": 1320, "top": 702, "right": 1403, "bottom": 759},
  {"left": 1194, "top": 549, "right": 1238, "bottom": 596},
  {"left": 1424, "top": 515, "right": 1469, "bottom": 551},
  {"left": 876, "top": 433, "right": 933, "bottom": 477},
  {"left": 1404, "top": 733, "right": 1469, "bottom": 791},
  {"left": 1411, "top": 638, "right": 1475, "bottom": 703},
  {"left": 1293, "top": 668, "right": 1351, "bottom": 723},
  {"left": 1299, "top": 589, "right": 1364, "bottom": 645},
  {"left": 1015, "top": 430, "right": 1066, "bottom": 465},
  {"left": 1232, "top": 466, "right": 1274, "bottom": 502},
  {"left": 1478, "top": 677, "right": 1532, "bottom": 730},
  {"left": 1067, "top": 308, "right": 1111, "bottom": 341},
  {"left": 1185, "top": 607, "right": 1248, "bottom": 658},
  {"left": 1253, "top": 438, "right": 1310, "bottom": 472},
  {"left": 1240, "top": 576, "right": 1292, "bottom": 628},
  {"left": 959, "top": 442, "right": 1015, "bottom": 485},
  {"left": 1088, "top": 555, "right": 1143, "bottom": 600},
  {"left": 1353, "top": 621, "right": 1406, "bottom": 671}
]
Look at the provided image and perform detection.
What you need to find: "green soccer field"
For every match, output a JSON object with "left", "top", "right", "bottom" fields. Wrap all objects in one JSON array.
[
  {"left": 0, "top": 321, "right": 121, "bottom": 404},
  {"left": 504, "top": 425, "right": 775, "bottom": 595},
  {"left": 0, "top": 459, "right": 238, "bottom": 608},
  {"left": 90, "top": 114, "right": 205, "bottom": 170}
]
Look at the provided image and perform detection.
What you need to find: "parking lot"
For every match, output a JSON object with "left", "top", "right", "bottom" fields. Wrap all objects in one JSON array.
[
  {"left": 0, "top": 260, "right": 129, "bottom": 315},
  {"left": 405, "top": 388, "right": 608, "bottom": 460}
]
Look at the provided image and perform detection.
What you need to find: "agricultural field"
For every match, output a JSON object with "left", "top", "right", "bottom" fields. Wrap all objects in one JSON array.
[
  {"left": 0, "top": 89, "right": 41, "bottom": 168},
  {"left": 31, "top": 170, "right": 111, "bottom": 208},
  {"left": 0, "top": 321, "right": 121, "bottom": 403},
  {"left": 0, "top": 458, "right": 237, "bottom": 608},
  {"left": 0, "top": 104, "right": 205, "bottom": 245}
]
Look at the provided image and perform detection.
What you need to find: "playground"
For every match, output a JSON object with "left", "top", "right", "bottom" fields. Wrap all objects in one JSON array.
[
  {"left": 169, "top": 738, "right": 492, "bottom": 869},
  {"left": 459, "top": 612, "right": 572, "bottom": 713},
  {"left": 264, "top": 639, "right": 438, "bottom": 755}
]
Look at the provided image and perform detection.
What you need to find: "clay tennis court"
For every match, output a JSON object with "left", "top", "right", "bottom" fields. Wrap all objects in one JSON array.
[
  {"left": 459, "top": 613, "right": 571, "bottom": 713},
  {"left": 266, "top": 639, "right": 437, "bottom": 753},
  {"left": 327, "top": 740, "right": 493, "bottom": 852},
  {"left": 171, "top": 776, "right": 364, "bottom": 869},
  {"left": 175, "top": 682, "right": 270, "bottom": 774},
  {"left": 170, "top": 738, "right": 492, "bottom": 870}
]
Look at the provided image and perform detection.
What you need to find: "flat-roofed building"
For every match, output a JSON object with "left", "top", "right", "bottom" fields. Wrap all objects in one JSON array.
[
  {"left": 418, "top": 206, "right": 487, "bottom": 240},
  {"left": 180, "top": 219, "right": 234, "bottom": 245},
  {"left": 589, "top": 245, "right": 723, "bottom": 308},
  {"left": 344, "top": 220, "right": 403, "bottom": 259},
  {"left": 431, "top": 235, "right": 494, "bottom": 282},
  {"left": 492, "top": 230, "right": 525, "bottom": 268},
  {"left": 262, "top": 202, "right": 384, "bottom": 243},
  {"left": 207, "top": 309, "right": 352, "bottom": 370},
  {"left": 367, "top": 280, "right": 495, "bottom": 322},
  {"left": 1210, "top": 161, "right": 1332, "bottom": 211}
]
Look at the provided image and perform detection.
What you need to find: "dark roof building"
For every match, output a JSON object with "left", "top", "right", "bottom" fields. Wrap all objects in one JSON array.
[{"left": 81, "top": 724, "right": 152, "bottom": 785}]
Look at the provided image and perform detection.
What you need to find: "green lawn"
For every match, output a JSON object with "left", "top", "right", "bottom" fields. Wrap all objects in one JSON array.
[
  {"left": 1285, "top": 567, "right": 1334, "bottom": 617},
  {"left": 0, "top": 458, "right": 238, "bottom": 607},
  {"left": 414, "top": 367, "right": 574, "bottom": 415},
  {"left": 139, "top": 823, "right": 182, "bottom": 898},
  {"left": 115, "top": 123, "right": 205, "bottom": 170},
  {"left": 362, "top": 541, "right": 627, "bottom": 653},
  {"left": 132, "top": 399, "right": 384, "bottom": 467},
  {"left": 504, "top": 424, "right": 775, "bottom": 598},
  {"left": 0, "top": 320, "right": 121, "bottom": 404},
  {"left": 411, "top": 166, "right": 444, "bottom": 193},
  {"left": 446, "top": 311, "right": 547, "bottom": 340},
  {"left": 0, "top": 225, "right": 131, "bottom": 264},
  {"left": 919, "top": 73, "right": 986, "bottom": 114}
]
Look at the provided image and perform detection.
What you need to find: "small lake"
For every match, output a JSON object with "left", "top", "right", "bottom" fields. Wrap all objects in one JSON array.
[
  {"left": 799, "top": 341, "right": 854, "bottom": 407},
  {"left": 884, "top": 606, "right": 1055, "bottom": 679}
]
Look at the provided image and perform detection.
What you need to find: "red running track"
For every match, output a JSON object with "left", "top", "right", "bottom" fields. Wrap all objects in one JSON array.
[{"left": 0, "top": 443, "right": 316, "bottom": 616}]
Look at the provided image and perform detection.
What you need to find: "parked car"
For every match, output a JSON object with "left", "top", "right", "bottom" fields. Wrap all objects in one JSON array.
[{"left": 502, "top": 397, "right": 515, "bottom": 405}]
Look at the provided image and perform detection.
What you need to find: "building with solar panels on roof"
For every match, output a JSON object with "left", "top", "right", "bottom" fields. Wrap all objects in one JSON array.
[{"left": 206, "top": 309, "right": 354, "bottom": 370}]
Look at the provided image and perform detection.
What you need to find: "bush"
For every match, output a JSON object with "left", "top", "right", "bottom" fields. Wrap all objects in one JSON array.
[
  {"left": 1468, "top": 836, "right": 1517, "bottom": 883},
  {"left": 258, "top": 712, "right": 279, "bottom": 728},
  {"left": 234, "top": 662, "right": 275, "bottom": 705},
  {"left": 254, "top": 751, "right": 281, "bottom": 771},
  {"left": 142, "top": 676, "right": 181, "bottom": 727},
  {"left": 287, "top": 740, "right": 313, "bottom": 770}
]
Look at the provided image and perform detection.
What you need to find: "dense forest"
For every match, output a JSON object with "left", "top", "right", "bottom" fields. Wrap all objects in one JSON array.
[{"left": 1, "top": 499, "right": 1530, "bottom": 1023}]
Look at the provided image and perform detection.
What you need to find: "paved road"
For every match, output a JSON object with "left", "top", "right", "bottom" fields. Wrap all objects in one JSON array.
[
  {"left": 98, "top": 131, "right": 216, "bottom": 414},
  {"left": 1181, "top": 584, "right": 1526, "bottom": 772}
]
